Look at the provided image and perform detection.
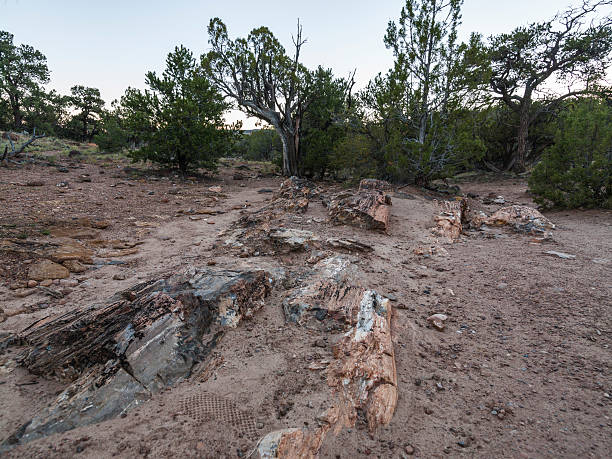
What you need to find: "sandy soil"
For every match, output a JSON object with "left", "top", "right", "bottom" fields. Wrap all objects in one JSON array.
[{"left": 0, "top": 155, "right": 610, "bottom": 458}]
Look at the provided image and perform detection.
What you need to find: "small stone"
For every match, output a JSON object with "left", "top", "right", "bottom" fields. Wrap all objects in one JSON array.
[
  {"left": 424, "top": 406, "right": 433, "bottom": 415},
  {"left": 497, "top": 282, "right": 508, "bottom": 289},
  {"left": 404, "top": 444, "right": 414, "bottom": 455},
  {"left": 113, "top": 273, "right": 127, "bottom": 281},
  {"left": 27, "top": 280, "right": 38, "bottom": 288},
  {"left": 207, "top": 260, "right": 217, "bottom": 266},
  {"left": 427, "top": 313, "right": 448, "bottom": 331},
  {"left": 40, "top": 279, "right": 53, "bottom": 287}
]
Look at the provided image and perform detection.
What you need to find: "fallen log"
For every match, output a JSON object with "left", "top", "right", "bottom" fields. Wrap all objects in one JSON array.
[
  {"left": 433, "top": 198, "right": 468, "bottom": 241},
  {"left": 326, "top": 191, "right": 392, "bottom": 232},
  {"left": 2, "top": 268, "right": 273, "bottom": 448}
]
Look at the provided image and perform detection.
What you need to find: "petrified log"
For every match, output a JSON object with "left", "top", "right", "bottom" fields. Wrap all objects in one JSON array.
[
  {"left": 326, "top": 191, "right": 391, "bottom": 232},
  {"left": 433, "top": 198, "right": 468, "bottom": 241},
  {"left": 325, "top": 238, "right": 373, "bottom": 253},
  {"left": 3, "top": 268, "right": 272, "bottom": 448},
  {"left": 358, "top": 178, "right": 393, "bottom": 192},
  {"left": 471, "top": 205, "right": 555, "bottom": 236},
  {"left": 274, "top": 176, "right": 320, "bottom": 213},
  {"left": 269, "top": 256, "right": 397, "bottom": 458}
]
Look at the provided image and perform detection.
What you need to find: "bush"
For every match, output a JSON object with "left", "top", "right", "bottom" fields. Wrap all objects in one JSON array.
[{"left": 529, "top": 98, "right": 612, "bottom": 209}]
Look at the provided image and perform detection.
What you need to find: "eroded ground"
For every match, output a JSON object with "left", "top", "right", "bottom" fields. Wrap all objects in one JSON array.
[{"left": 0, "top": 153, "right": 610, "bottom": 458}]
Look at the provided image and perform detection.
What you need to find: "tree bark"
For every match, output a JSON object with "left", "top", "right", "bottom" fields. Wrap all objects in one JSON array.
[
  {"left": 515, "top": 104, "right": 531, "bottom": 172},
  {"left": 278, "top": 128, "right": 300, "bottom": 176}
]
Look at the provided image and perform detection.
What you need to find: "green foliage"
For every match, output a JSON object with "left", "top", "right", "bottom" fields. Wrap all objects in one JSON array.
[
  {"left": 122, "top": 45, "right": 236, "bottom": 173},
  {"left": 235, "top": 129, "right": 282, "bottom": 163},
  {"left": 67, "top": 85, "right": 105, "bottom": 142},
  {"left": 346, "top": 0, "right": 483, "bottom": 186},
  {"left": 94, "top": 106, "right": 129, "bottom": 153},
  {"left": 529, "top": 98, "right": 612, "bottom": 209},
  {"left": 300, "top": 67, "right": 352, "bottom": 178},
  {"left": 0, "top": 30, "right": 50, "bottom": 129},
  {"left": 479, "top": 0, "right": 612, "bottom": 171}
]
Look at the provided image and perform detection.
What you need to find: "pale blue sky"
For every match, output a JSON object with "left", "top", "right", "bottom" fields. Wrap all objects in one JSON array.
[{"left": 1, "top": 0, "right": 605, "bottom": 127}]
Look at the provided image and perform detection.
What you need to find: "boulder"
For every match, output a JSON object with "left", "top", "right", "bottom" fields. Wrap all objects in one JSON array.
[
  {"left": 62, "top": 259, "right": 87, "bottom": 273},
  {"left": 358, "top": 178, "right": 393, "bottom": 192},
  {"left": 28, "top": 259, "right": 70, "bottom": 281},
  {"left": 472, "top": 205, "right": 555, "bottom": 237},
  {"left": 44, "top": 240, "right": 94, "bottom": 264},
  {"left": 433, "top": 198, "right": 468, "bottom": 241},
  {"left": 326, "top": 191, "right": 391, "bottom": 232}
]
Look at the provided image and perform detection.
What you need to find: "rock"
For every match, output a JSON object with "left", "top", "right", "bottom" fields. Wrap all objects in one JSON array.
[
  {"left": 472, "top": 205, "right": 554, "bottom": 237},
  {"left": 27, "top": 280, "right": 38, "bottom": 288},
  {"left": 544, "top": 251, "right": 576, "bottom": 260},
  {"left": 28, "top": 259, "right": 70, "bottom": 281},
  {"left": 112, "top": 273, "right": 127, "bottom": 280},
  {"left": 275, "top": 177, "right": 320, "bottom": 213},
  {"left": 271, "top": 257, "right": 397, "bottom": 457},
  {"left": 91, "top": 220, "right": 110, "bottom": 229},
  {"left": 45, "top": 241, "right": 94, "bottom": 264},
  {"left": 39, "top": 279, "right": 53, "bottom": 287},
  {"left": 68, "top": 150, "right": 81, "bottom": 158},
  {"left": 257, "top": 188, "right": 275, "bottom": 194},
  {"left": 359, "top": 178, "right": 393, "bottom": 192},
  {"left": 326, "top": 190, "right": 391, "bottom": 232},
  {"left": 325, "top": 238, "right": 374, "bottom": 253},
  {"left": 25, "top": 181, "right": 44, "bottom": 187},
  {"left": 14, "top": 288, "right": 37, "bottom": 298},
  {"left": 208, "top": 186, "right": 222, "bottom": 193},
  {"left": 4, "top": 267, "right": 274, "bottom": 448},
  {"left": 62, "top": 260, "right": 87, "bottom": 273},
  {"left": 492, "top": 196, "right": 506, "bottom": 204},
  {"left": 433, "top": 198, "right": 468, "bottom": 241},
  {"left": 427, "top": 313, "right": 448, "bottom": 331},
  {"left": 404, "top": 444, "right": 415, "bottom": 455},
  {"left": 99, "top": 248, "right": 139, "bottom": 258},
  {"left": 59, "top": 279, "right": 79, "bottom": 287}
]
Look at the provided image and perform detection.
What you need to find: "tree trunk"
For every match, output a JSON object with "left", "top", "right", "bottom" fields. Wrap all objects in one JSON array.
[
  {"left": 11, "top": 98, "right": 22, "bottom": 130},
  {"left": 514, "top": 90, "right": 532, "bottom": 173},
  {"left": 278, "top": 129, "right": 300, "bottom": 177}
]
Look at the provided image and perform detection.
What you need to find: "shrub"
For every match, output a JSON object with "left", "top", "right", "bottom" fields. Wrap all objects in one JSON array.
[{"left": 529, "top": 98, "right": 612, "bottom": 209}]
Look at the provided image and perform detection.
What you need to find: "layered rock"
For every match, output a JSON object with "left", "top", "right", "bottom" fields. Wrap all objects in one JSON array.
[
  {"left": 433, "top": 198, "right": 468, "bottom": 241},
  {"left": 326, "top": 191, "right": 392, "bottom": 232},
  {"left": 266, "top": 256, "right": 398, "bottom": 458},
  {"left": 472, "top": 205, "right": 555, "bottom": 237},
  {"left": 3, "top": 268, "right": 273, "bottom": 448}
]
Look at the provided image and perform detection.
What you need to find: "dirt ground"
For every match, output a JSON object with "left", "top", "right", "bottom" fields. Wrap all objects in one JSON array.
[{"left": 0, "top": 153, "right": 610, "bottom": 458}]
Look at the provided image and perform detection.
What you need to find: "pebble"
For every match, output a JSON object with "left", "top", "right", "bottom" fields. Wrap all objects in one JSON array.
[
  {"left": 404, "top": 444, "right": 414, "bottom": 455},
  {"left": 27, "top": 280, "right": 38, "bottom": 288},
  {"left": 113, "top": 273, "right": 127, "bottom": 281}
]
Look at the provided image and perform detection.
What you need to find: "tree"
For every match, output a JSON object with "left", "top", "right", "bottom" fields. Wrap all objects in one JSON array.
[
  {"left": 483, "top": 0, "right": 612, "bottom": 171},
  {"left": 235, "top": 129, "right": 282, "bottom": 163},
  {"left": 300, "top": 67, "right": 354, "bottom": 178},
  {"left": 121, "top": 45, "right": 236, "bottom": 174},
  {"left": 69, "top": 85, "right": 105, "bottom": 142},
  {"left": 202, "top": 18, "right": 311, "bottom": 176},
  {"left": 359, "top": 0, "right": 478, "bottom": 185},
  {"left": 22, "top": 89, "right": 70, "bottom": 136},
  {"left": 0, "top": 31, "right": 50, "bottom": 129},
  {"left": 529, "top": 97, "right": 612, "bottom": 208}
]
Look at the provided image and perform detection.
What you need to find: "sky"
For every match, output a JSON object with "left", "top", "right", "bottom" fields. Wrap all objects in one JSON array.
[{"left": 1, "top": 0, "right": 606, "bottom": 128}]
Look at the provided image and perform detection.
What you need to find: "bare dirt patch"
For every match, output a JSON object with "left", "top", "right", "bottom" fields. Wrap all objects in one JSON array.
[{"left": 1, "top": 158, "right": 610, "bottom": 458}]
